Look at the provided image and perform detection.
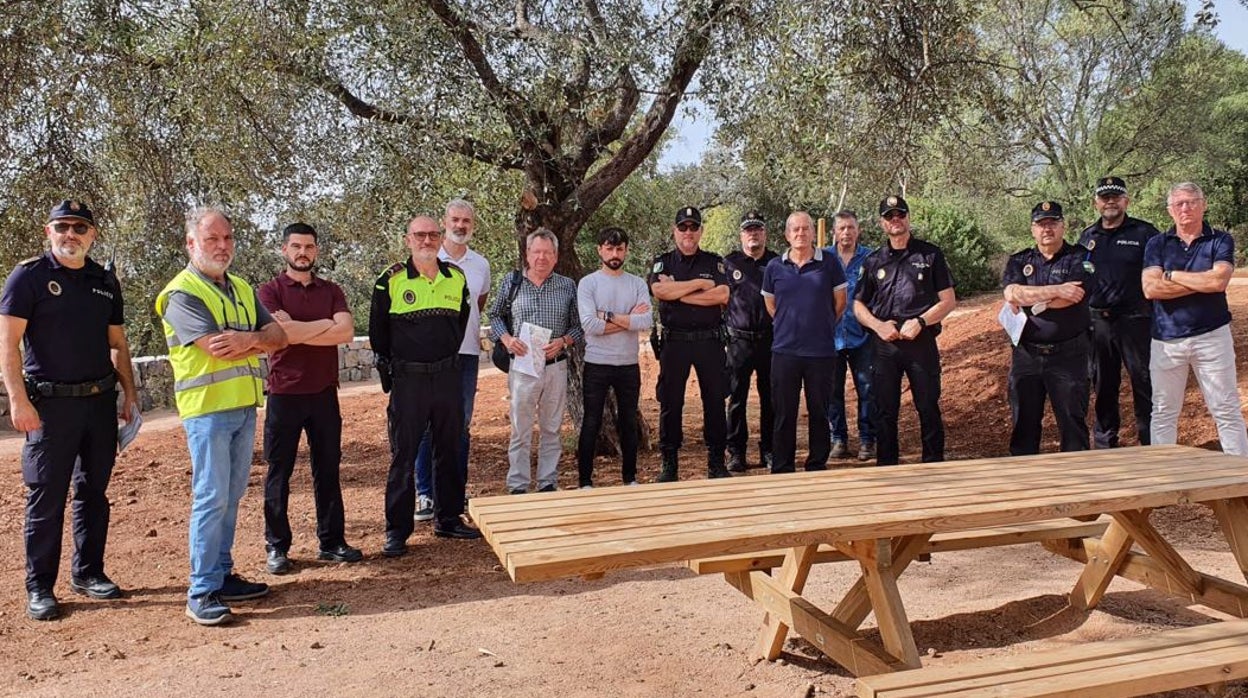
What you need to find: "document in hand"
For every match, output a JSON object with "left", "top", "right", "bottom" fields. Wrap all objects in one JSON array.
[
  {"left": 513, "top": 322, "right": 552, "bottom": 378},
  {"left": 997, "top": 302, "right": 1027, "bottom": 346},
  {"left": 118, "top": 402, "right": 143, "bottom": 453}
]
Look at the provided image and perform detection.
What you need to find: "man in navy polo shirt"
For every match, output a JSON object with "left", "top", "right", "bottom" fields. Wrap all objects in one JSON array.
[
  {"left": 1002, "top": 202, "right": 1093, "bottom": 455},
  {"left": 1078, "top": 176, "right": 1159, "bottom": 448},
  {"left": 854, "top": 195, "right": 958, "bottom": 465},
  {"left": 762, "top": 212, "right": 847, "bottom": 473},
  {"left": 258, "top": 223, "right": 363, "bottom": 575},
  {"left": 1142, "top": 182, "right": 1248, "bottom": 455}
]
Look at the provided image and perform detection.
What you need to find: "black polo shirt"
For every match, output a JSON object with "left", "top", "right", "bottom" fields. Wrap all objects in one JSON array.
[
  {"left": 1002, "top": 242, "right": 1093, "bottom": 343},
  {"left": 1077, "top": 215, "right": 1159, "bottom": 313},
  {"left": 723, "top": 249, "right": 778, "bottom": 332},
  {"left": 647, "top": 248, "right": 728, "bottom": 331},
  {"left": 0, "top": 252, "right": 123, "bottom": 383},
  {"left": 1143, "top": 225, "right": 1235, "bottom": 340},
  {"left": 854, "top": 237, "right": 954, "bottom": 335}
]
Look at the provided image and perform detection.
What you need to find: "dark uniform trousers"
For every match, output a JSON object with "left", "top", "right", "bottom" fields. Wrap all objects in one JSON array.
[
  {"left": 577, "top": 362, "right": 642, "bottom": 486},
  {"left": 263, "top": 386, "right": 347, "bottom": 553},
  {"left": 871, "top": 333, "right": 944, "bottom": 466},
  {"left": 386, "top": 362, "right": 465, "bottom": 538},
  {"left": 770, "top": 353, "right": 833, "bottom": 473},
  {"left": 1009, "top": 335, "right": 1091, "bottom": 455},
  {"left": 24, "top": 391, "right": 117, "bottom": 593},
  {"left": 726, "top": 333, "right": 773, "bottom": 457},
  {"left": 1090, "top": 312, "right": 1152, "bottom": 448},
  {"left": 658, "top": 336, "right": 728, "bottom": 456}
]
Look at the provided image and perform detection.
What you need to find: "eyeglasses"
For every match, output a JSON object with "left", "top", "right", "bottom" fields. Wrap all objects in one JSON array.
[
  {"left": 407, "top": 230, "right": 441, "bottom": 240},
  {"left": 50, "top": 221, "right": 91, "bottom": 235},
  {"left": 676, "top": 223, "right": 701, "bottom": 232},
  {"left": 1167, "top": 199, "right": 1204, "bottom": 209},
  {"left": 882, "top": 211, "right": 907, "bottom": 221}
]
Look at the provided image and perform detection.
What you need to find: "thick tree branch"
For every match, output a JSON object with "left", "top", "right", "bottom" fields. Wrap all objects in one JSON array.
[{"left": 423, "top": 0, "right": 529, "bottom": 132}]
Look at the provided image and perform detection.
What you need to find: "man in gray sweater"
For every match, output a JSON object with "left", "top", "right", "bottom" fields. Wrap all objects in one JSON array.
[{"left": 576, "top": 227, "right": 653, "bottom": 487}]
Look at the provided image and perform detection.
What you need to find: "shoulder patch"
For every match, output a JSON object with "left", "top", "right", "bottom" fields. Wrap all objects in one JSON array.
[
  {"left": 18, "top": 256, "right": 40, "bottom": 267},
  {"left": 383, "top": 262, "right": 405, "bottom": 278}
]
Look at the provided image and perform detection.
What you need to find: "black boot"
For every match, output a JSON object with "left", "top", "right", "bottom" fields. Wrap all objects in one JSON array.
[
  {"left": 707, "top": 450, "right": 732, "bottom": 479},
  {"left": 658, "top": 451, "right": 679, "bottom": 482},
  {"left": 726, "top": 450, "right": 746, "bottom": 473}
]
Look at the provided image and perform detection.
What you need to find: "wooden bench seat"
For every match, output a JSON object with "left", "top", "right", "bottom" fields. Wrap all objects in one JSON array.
[
  {"left": 856, "top": 620, "right": 1248, "bottom": 697},
  {"left": 687, "top": 517, "right": 1110, "bottom": 575}
]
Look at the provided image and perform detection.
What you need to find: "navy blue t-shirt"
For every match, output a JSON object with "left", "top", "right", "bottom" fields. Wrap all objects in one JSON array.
[
  {"left": 1077, "top": 216, "right": 1159, "bottom": 313},
  {"left": 1001, "top": 242, "right": 1093, "bottom": 343},
  {"left": 1143, "top": 224, "right": 1234, "bottom": 340},
  {"left": 0, "top": 252, "right": 124, "bottom": 383},
  {"left": 762, "top": 248, "right": 847, "bottom": 358}
]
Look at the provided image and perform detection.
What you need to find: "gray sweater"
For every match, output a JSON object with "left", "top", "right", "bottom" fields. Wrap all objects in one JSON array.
[{"left": 577, "top": 270, "right": 653, "bottom": 366}]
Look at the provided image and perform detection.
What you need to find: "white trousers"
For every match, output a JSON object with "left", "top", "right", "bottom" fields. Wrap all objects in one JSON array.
[
  {"left": 1150, "top": 324, "right": 1248, "bottom": 456},
  {"left": 507, "top": 362, "right": 568, "bottom": 490}
]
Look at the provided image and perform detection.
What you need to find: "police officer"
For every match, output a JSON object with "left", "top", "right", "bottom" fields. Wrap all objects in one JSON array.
[
  {"left": 853, "top": 195, "right": 957, "bottom": 466},
  {"left": 723, "top": 210, "right": 778, "bottom": 472},
  {"left": 648, "top": 206, "right": 731, "bottom": 482},
  {"left": 1078, "top": 176, "right": 1159, "bottom": 448},
  {"left": 1003, "top": 202, "right": 1093, "bottom": 455},
  {"left": 370, "top": 215, "right": 481, "bottom": 558},
  {"left": 0, "top": 200, "right": 139, "bottom": 620}
]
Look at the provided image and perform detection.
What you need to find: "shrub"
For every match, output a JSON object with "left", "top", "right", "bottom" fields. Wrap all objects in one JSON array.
[{"left": 910, "top": 203, "right": 1003, "bottom": 297}]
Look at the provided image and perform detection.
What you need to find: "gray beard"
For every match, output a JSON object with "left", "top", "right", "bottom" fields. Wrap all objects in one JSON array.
[{"left": 447, "top": 230, "right": 472, "bottom": 245}]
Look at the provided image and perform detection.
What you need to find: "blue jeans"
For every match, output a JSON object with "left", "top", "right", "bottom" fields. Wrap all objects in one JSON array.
[
  {"left": 184, "top": 408, "right": 256, "bottom": 598},
  {"left": 827, "top": 343, "right": 875, "bottom": 445},
  {"left": 415, "top": 355, "right": 477, "bottom": 497}
]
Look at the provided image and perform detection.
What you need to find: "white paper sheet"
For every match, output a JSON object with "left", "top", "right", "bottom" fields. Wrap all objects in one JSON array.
[
  {"left": 118, "top": 402, "right": 143, "bottom": 452},
  {"left": 513, "top": 322, "right": 552, "bottom": 378},
  {"left": 997, "top": 302, "right": 1027, "bottom": 347}
]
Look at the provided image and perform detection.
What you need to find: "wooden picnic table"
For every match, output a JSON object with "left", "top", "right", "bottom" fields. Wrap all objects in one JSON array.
[{"left": 468, "top": 444, "right": 1248, "bottom": 678}]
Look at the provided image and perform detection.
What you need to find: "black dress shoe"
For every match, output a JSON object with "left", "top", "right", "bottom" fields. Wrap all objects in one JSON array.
[
  {"left": 267, "top": 549, "right": 292, "bottom": 575},
  {"left": 27, "top": 591, "right": 59, "bottom": 621},
  {"left": 382, "top": 535, "right": 408, "bottom": 558},
  {"left": 433, "top": 520, "right": 483, "bottom": 540},
  {"left": 318, "top": 543, "right": 364, "bottom": 563},
  {"left": 70, "top": 574, "right": 122, "bottom": 600}
]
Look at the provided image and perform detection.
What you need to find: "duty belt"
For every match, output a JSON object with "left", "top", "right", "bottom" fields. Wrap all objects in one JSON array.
[
  {"left": 727, "top": 327, "right": 770, "bottom": 342},
  {"left": 665, "top": 328, "right": 721, "bottom": 342},
  {"left": 1090, "top": 306, "right": 1149, "bottom": 320},
  {"left": 392, "top": 356, "right": 459, "bottom": 375},
  {"left": 25, "top": 373, "right": 116, "bottom": 398}
]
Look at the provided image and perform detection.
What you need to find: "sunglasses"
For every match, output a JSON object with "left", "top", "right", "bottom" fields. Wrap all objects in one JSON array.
[
  {"left": 407, "top": 230, "right": 441, "bottom": 240},
  {"left": 676, "top": 223, "right": 701, "bottom": 232},
  {"left": 882, "top": 211, "right": 907, "bottom": 221},
  {"left": 50, "top": 221, "right": 91, "bottom": 235}
]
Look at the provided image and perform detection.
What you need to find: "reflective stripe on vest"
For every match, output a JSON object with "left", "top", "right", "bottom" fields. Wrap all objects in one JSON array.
[{"left": 155, "top": 268, "right": 265, "bottom": 418}]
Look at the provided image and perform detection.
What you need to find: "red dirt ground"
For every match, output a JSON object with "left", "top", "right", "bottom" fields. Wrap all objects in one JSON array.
[{"left": 4, "top": 286, "right": 1248, "bottom": 697}]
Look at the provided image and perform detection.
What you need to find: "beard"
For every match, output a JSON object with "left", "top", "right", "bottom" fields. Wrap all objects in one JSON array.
[
  {"left": 604, "top": 258, "right": 624, "bottom": 270},
  {"left": 447, "top": 229, "right": 472, "bottom": 245},
  {"left": 285, "top": 256, "right": 314, "bottom": 272},
  {"left": 192, "top": 248, "right": 232, "bottom": 277},
  {"left": 53, "top": 241, "right": 89, "bottom": 264}
]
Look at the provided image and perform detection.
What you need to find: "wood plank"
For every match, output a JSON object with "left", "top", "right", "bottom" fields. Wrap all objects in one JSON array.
[
  {"left": 1110, "top": 508, "right": 1204, "bottom": 595},
  {"left": 856, "top": 539, "right": 922, "bottom": 669},
  {"left": 1069, "top": 518, "right": 1135, "bottom": 611},
  {"left": 1045, "top": 538, "right": 1248, "bottom": 618},
  {"left": 1211, "top": 497, "right": 1248, "bottom": 583},
  {"left": 756, "top": 545, "right": 816, "bottom": 660},
  {"left": 724, "top": 569, "right": 905, "bottom": 677},
  {"left": 834, "top": 535, "right": 931, "bottom": 631},
  {"left": 857, "top": 621, "right": 1248, "bottom": 697}
]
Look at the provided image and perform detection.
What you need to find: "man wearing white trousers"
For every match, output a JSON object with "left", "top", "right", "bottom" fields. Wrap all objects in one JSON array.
[
  {"left": 1142, "top": 181, "right": 1248, "bottom": 455},
  {"left": 489, "top": 229, "right": 583, "bottom": 493}
]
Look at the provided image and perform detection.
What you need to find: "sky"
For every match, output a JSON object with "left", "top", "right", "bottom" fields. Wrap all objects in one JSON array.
[{"left": 657, "top": 0, "right": 1248, "bottom": 169}]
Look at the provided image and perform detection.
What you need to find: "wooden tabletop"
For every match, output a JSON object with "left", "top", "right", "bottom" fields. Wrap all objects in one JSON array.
[{"left": 470, "top": 445, "right": 1248, "bottom": 583}]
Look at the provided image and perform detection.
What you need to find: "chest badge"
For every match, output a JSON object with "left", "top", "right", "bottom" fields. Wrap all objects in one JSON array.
[
  {"left": 1083, "top": 261, "right": 1096, "bottom": 274},
  {"left": 917, "top": 272, "right": 924, "bottom": 281},
  {"left": 1086, "top": 239, "right": 1096, "bottom": 251},
  {"left": 876, "top": 269, "right": 886, "bottom": 280},
  {"left": 1023, "top": 264, "right": 1034, "bottom": 277},
  {"left": 653, "top": 261, "right": 663, "bottom": 273},
  {"left": 47, "top": 280, "right": 62, "bottom": 296},
  {"left": 402, "top": 289, "right": 416, "bottom": 305},
  {"left": 732, "top": 269, "right": 742, "bottom": 281}
]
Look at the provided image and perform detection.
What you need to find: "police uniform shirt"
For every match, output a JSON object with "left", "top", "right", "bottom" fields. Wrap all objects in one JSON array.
[
  {"left": 1143, "top": 224, "right": 1235, "bottom": 341},
  {"left": 1077, "top": 216, "right": 1159, "bottom": 312},
  {"left": 1002, "top": 242, "right": 1093, "bottom": 343},
  {"left": 0, "top": 252, "right": 123, "bottom": 383},
  {"left": 723, "top": 250, "right": 778, "bottom": 332},
  {"left": 647, "top": 248, "right": 729, "bottom": 330},
  {"left": 369, "top": 257, "right": 470, "bottom": 363},
  {"left": 854, "top": 238, "right": 954, "bottom": 332}
]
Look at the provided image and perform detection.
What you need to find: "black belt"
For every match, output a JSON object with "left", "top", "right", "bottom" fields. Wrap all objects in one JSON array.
[
  {"left": 665, "top": 328, "right": 721, "bottom": 342},
  {"left": 1020, "top": 335, "right": 1085, "bottom": 356},
  {"left": 392, "top": 356, "right": 459, "bottom": 375},
  {"left": 1090, "top": 305, "right": 1150, "bottom": 320},
  {"left": 545, "top": 354, "right": 568, "bottom": 366},
  {"left": 25, "top": 373, "right": 116, "bottom": 398},
  {"left": 727, "top": 327, "right": 770, "bottom": 342}
]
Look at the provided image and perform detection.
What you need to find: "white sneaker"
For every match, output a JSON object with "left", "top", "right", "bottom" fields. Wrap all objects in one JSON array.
[
  {"left": 627, "top": 481, "right": 640, "bottom": 487},
  {"left": 579, "top": 485, "right": 593, "bottom": 490},
  {"left": 414, "top": 494, "right": 435, "bottom": 522}
]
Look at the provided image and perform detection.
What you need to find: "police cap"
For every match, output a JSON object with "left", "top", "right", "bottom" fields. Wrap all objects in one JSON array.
[
  {"left": 878, "top": 195, "right": 909, "bottom": 216},
  {"left": 47, "top": 200, "right": 95, "bottom": 225},
  {"left": 1031, "top": 201, "right": 1064, "bottom": 221},
  {"left": 1095, "top": 176, "right": 1127, "bottom": 197},
  {"left": 675, "top": 206, "right": 702, "bottom": 226},
  {"left": 740, "top": 210, "right": 765, "bottom": 230}
]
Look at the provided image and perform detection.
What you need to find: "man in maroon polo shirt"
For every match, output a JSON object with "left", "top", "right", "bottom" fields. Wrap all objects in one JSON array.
[{"left": 258, "top": 223, "right": 363, "bottom": 574}]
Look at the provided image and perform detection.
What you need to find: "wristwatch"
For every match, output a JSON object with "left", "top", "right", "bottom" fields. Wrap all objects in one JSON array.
[
  {"left": 606, "top": 311, "right": 614, "bottom": 323},
  {"left": 1164, "top": 270, "right": 1173, "bottom": 282},
  {"left": 915, "top": 316, "right": 927, "bottom": 329}
]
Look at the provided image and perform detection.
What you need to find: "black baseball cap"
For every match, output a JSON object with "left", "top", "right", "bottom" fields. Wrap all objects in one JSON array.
[
  {"left": 878, "top": 195, "right": 909, "bottom": 216},
  {"left": 674, "top": 206, "right": 702, "bottom": 226},
  {"left": 1095, "top": 176, "right": 1127, "bottom": 197},
  {"left": 740, "top": 210, "right": 765, "bottom": 229},
  {"left": 47, "top": 200, "right": 95, "bottom": 225},
  {"left": 1031, "top": 201, "right": 1064, "bottom": 221}
]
